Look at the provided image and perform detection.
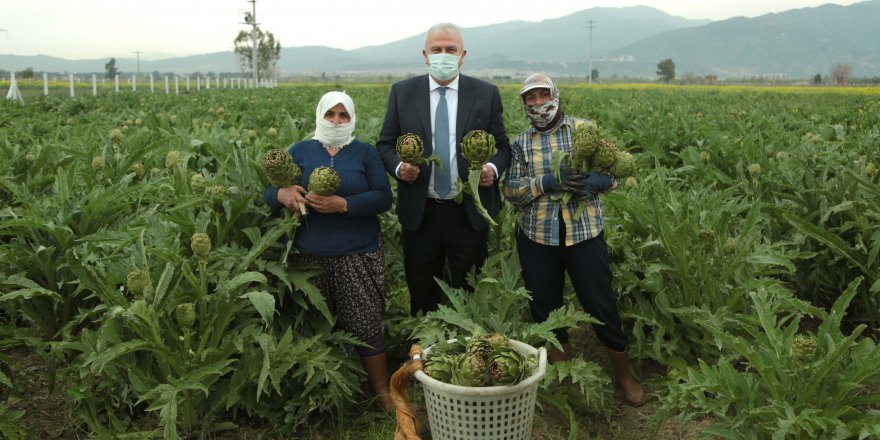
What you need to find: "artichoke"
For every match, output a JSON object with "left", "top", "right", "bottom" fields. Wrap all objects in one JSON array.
[
  {"left": 91, "top": 156, "right": 106, "bottom": 172},
  {"left": 429, "top": 340, "right": 466, "bottom": 357},
  {"left": 465, "top": 337, "right": 494, "bottom": 365},
  {"left": 262, "top": 148, "right": 302, "bottom": 188},
  {"left": 591, "top": 138, "right": 618, "bottom": 170},
  {"left": 451, "top": 353, "right": 490, "bottom": 387},
  {"left": 165, "top": 150, "right": 182, "bottom": 169},
  {"left": 191, "top": 232, "right": 212, "bottom": 258},
  {"left": 791, "top": 334, "right": 818, "bottom": 362},
  {"left": 396, "top": 133, "right": 424, "bottom": 164},
  {"left": 571, "top": 123, "right": 602, "bottom": 166},
  {"left": 190, "top": 172, "right": 206, "bottom": 193},
  {"left": 176, "top": 303, "right": 196, "bottom": 330},
  {"left": 126, "top": 270, "right": 150, "bottom": 295},
  {"left": 424, "top": 353, "right": 459, "bottom": 383},
  {"left": 461, "top": 130, "right": 496, "bottom": 169},
  {"left": 488, "top": 346, "right": 529, "bottom": 385},
  {"left": 481, "top": 333, "right": 510, "bottom": 351},
  {"left": 611, "top": 151, "right": 637, "bottom": 179},
  {"left": 308, "top": 166, "right": 341, "bottom": 196},
  {"left": 109, "top": 128, "right": 124, "bottom": 143},
  {"left": 128, "top": 162, "right": 145, "bottom": 179}
]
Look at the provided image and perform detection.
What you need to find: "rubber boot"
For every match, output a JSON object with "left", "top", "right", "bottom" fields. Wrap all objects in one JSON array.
[
  {"left": 360, "top": 353, "right": 393, "bottom": 411},
  {"left": 547, "top": 342, "right": 572, "bottom": 363},
  {"left": 605, "top": 348, "right": 647, "bottom": 407}
]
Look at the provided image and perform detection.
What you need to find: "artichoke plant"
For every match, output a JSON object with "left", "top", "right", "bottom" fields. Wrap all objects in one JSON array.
[{"left": 308, "top": 166, "right": 341, "bottom": 196}]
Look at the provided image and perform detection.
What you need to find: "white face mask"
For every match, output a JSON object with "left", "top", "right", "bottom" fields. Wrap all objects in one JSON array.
[
  {"left": 427, "top": 53, "right": 461, "bottom": 81},
  {"left": 314, "top": 118, "right": 354, "bottom": 148}
]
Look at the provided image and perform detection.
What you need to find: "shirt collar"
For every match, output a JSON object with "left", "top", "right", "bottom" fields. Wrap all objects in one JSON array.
[{"left": 429, "top": 75, "right": 460, "bottom": 93}]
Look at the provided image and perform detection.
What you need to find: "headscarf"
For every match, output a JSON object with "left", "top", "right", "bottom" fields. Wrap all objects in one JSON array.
[
  {"left": 520, "top": 73, "right": 563, "bottom": 132},
  {"left": 313, "top": 91, "right": 356, "bottom": 148}
]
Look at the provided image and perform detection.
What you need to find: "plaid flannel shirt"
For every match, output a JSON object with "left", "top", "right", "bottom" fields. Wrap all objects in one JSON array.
[{"left": 502, "top": 115, "right": 615, "bottom": 246}]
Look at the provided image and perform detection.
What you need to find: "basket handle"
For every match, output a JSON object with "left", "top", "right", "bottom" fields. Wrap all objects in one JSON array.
[{"left": 391, "top": 345, "right": 424, "bottom": 440}]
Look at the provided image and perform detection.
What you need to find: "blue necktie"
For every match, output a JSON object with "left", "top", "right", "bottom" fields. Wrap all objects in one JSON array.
[{"left": 434, "top": 87, "right": 451, "bottom": 198}]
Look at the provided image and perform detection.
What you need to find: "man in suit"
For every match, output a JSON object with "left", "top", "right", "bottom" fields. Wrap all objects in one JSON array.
[{"left": 377, "top": 22, "right": 511, "bottom": 315}]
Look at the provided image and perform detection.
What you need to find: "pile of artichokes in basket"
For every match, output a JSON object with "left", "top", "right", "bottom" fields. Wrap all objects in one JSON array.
[{"left": 423, "top": 333, "right": 537, "bottom": 387}]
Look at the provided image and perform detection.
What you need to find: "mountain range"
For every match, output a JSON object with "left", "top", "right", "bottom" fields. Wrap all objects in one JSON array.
[{"left": 2, "top": 2, "right": 879, "bottom": 79}]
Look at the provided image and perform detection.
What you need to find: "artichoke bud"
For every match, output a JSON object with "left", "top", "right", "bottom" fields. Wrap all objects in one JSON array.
[
  {"left": 109, "top": 128, "right": 124, "bottom": 143},
  {"left": 865, "top": 162, "right": 877, "bottom": 177},
  {"left": 190, "top": 173, "right": 206, "bottom": 192},
  {"left": 723, "top": 237, "right": 737, "bottom": 255},
  {"left": 25, "top": 153, "right": 35, "bottom": 162},
  {"left": 396, "top": 133, "right": 424, "bottom": 164},
  {"left": 267, "top": 127, "right": 278, "bottom": 137},
  {"left": 424, "top": 353, "right": 458, "bottom": 383},
  {"left": 142, "top": 284, "right": 155, "bottom": 303},
  {"left": 128, "top": 162, "right": 145, "bottom": 179},
  {"left": 452, "top": 353, "right": 490, "bottom": 387},
  {"left": 791, "top": 334, "right": 818, "bottom": 362},
  {"left": 623, "top": 176, "right": 638, "bottom": 189},
  {"left": 126, "top": 270, "right": 150, "bottom": 295},
  {"left": 481, "top": 333, "right": 510, "bottom": 351},
  {"left": 699, "top": 229, "right": 716, "bottom": 253},
  {"left": 206, "top": 184, "right": 227, "bottom": 196},
  {"left": 191, "top": 232, "right": 212, "bottom": 258},
  {"left": 165, "top": 150, "right": 182, "bottom": 169},
  {"left": 91, "top": 156, "right": 106, "bottom": 172},
  {"left": 461, "top": 130, "right": 496, "bottom": 169},
  {"left": 612, "top": 151, "right": 637, "bottom": 178},
  {"left": 572, "top": 124, "right": 601, "bottom": 163},
  {"left": 308, "top": 166, "right": 341, "bottom": 196},
  {"left": 699, "top": 151, "right": 711, "bottom": 163},
  {"left": 748, "top": 163, "right": 762, "bottom": 177},
  {"left": 262, "top": 149, "right": 302, "bottom": 188},
  {"left": 489, "top": 346, "right": 528, "bottom": 385},
  {"left": 592, "top": 138, "right": 618, "bottom": 169},
  {"left": 176, "top": 303, "right": 196, "bottom": 330},
  {"left": 465, "top": 338, "right": 493, "bottom": 365}
]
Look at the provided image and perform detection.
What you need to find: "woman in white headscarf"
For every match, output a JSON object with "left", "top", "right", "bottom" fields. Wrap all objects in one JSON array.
[
  {"left": 502, "top": 74, "right": 646, "bottom": 407},
  {"left": 264, "top": 91, "right": 394, "bottom": 410}
]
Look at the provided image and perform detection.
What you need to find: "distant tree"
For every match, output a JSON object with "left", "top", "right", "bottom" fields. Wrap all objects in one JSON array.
[
  {"left": 105, "top": 58, "right": 120, "bottom": 79},
  {"left": 591, "top": 69, "right": 599, "bottom": 82},
  {"left": 234, "top": 27, "right": 282, "bottom": 80},
  {"left": 18, "top": 67, "right": 35, "bottom": 80},
  {"left": 656, "top": 58, "right": 675, "bottom": 83},
  {"left": 813, "top": 73, "right": 823, "bottom": 85},
  {"left": 830, "top": 64, "right": 852, "bottom": 85}
]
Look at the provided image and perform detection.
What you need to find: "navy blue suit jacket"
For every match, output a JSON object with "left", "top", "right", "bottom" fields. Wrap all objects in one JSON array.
[{"left": 376, "top": 74, "right": 511, "bottom": 232}]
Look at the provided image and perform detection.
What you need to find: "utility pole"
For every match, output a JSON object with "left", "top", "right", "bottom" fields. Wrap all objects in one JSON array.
[
  {"left": 245, "top": 0, "right": 258, "bottom": 84},
  {"left": 134, "top": 50, "right": 142, "bottom": 75},
  {"left": 587, "top": 20, "right": 596, "bottom": 84}
]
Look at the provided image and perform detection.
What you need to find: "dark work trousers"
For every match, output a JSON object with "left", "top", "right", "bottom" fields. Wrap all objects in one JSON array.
[
  {"left": 402, "top": 199, "right": 489, "bottom": 315},
  {"left": 516, "top": 222, "right": 627, "bottom": 352}
]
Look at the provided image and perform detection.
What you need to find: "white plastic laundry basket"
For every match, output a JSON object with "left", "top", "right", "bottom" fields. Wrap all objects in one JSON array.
[{"left": 414, "top": 339, "right": 548, "bottom": 440}]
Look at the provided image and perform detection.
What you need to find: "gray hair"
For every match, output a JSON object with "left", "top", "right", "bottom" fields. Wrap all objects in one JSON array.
[{"left": 425, "top": 23, "right": 464, "bottom": 48}]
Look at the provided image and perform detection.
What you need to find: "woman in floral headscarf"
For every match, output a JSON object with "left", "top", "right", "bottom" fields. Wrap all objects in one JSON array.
[
  {"left": 502, "top": 74, "right": 646, "bottom": 406},
  {"left": 264, "top": 91, "right": 394, "bottom": 410}
]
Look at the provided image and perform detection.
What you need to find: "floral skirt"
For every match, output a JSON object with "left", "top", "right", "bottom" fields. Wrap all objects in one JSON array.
[{"left": 293, "top": 245, "right": 386, "bottom": 344}]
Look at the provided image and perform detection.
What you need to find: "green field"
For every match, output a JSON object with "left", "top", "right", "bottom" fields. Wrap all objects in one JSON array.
[{"left": 1, "top": 83, "right": 879, "bottom": 439}]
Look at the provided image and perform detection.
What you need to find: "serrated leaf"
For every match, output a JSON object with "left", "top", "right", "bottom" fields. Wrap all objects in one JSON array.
[{"left": 241, "top": 290, "right": 275, "bottom": 327}]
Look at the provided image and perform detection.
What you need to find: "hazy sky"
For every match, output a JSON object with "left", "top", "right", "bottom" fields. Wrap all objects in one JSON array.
[{"left": 0, "top": 0, "right": 864, "bottom": 60}]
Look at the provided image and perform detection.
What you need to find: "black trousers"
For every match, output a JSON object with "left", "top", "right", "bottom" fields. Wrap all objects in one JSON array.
[
  {"left": 402, "top": 199, "right": 488, "bottom": 315},
  {"left": 516, "top": 227, "right": 627, "bottom": 352}
]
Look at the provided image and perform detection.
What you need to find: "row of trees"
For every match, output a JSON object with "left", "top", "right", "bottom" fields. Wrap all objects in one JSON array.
[{"left": 654, "top": 58, "right": 855, "bottom": 85}]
